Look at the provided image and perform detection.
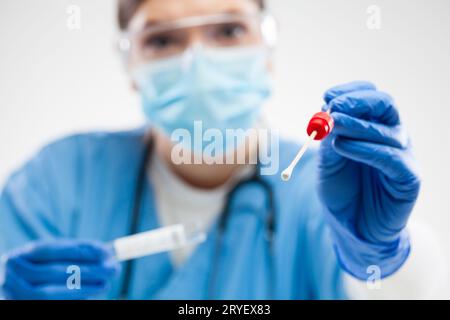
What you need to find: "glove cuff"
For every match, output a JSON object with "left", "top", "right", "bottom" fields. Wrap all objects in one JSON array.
[{"left": 325, "top": 212, "right": 411, "bottom": 281}]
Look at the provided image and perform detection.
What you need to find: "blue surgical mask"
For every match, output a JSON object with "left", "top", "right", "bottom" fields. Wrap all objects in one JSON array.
[{"left": 132, "top": 46, "right": 273, "bottom": 154}]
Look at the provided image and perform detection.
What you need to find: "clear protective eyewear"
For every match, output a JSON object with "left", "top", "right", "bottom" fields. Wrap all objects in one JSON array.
[{"left": 118, "top": 12, "right": 277, "bottom": 65}]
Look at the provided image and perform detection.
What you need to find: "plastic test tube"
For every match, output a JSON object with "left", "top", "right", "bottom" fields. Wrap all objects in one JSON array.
[{"left": 113, "top": 224, "right": 206, "bottom": 261}]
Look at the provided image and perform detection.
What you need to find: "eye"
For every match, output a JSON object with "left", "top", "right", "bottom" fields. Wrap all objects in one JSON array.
[
  {"left": 216, "top": 23, "right": 247, "bottom": 40},
  {"left": 143, "top": 32, "right": 178, "bottom": 50}
]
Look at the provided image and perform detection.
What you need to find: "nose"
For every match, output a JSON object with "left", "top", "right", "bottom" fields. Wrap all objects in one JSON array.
[
  {"left": 186, "top": 26, "right": 205, "bottom": 47},
  {"left": 180, "top": 42, "right": 204, "bottom": 71},
  {"left": 180, "top": 28, "right": 207, "bottom": 70}
]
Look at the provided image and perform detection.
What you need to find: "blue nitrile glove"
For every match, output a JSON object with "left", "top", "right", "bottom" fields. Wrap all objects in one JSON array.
[
  {"left": 0, "top": 240, "right": 120, "bottom": 299},
  {"left": 318, "top": 81, "right": 421, "bottom": 280}
]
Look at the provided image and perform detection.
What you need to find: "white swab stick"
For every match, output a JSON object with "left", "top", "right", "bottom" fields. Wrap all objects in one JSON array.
[{"left": 281, "top": 130, "right": 317, "bottom": 181}]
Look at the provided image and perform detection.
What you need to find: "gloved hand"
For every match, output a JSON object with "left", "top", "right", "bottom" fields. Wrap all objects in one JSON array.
[
  {"left": 0, "top": 240, "right": 120, "bottom": 299},
  {"left": 318, "top": 81, "right": 421, "bottom": 280}
]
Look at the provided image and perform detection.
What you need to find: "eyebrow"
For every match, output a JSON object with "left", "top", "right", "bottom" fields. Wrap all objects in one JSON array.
[
  {"left": 142, "top": 19, "right": 162, "bottom": 30},
  {"left": 140, "top": 8, "right": 251, "bottom": 30}
]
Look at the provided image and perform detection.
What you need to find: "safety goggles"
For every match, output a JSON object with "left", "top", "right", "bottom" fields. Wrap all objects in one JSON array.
[{"left": 118, "top": 12, "right": 277, "bottom": 65}]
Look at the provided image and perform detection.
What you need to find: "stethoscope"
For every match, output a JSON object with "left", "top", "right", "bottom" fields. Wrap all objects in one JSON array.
[{"left": 119, "top": 135, "right": 276, "bottom": 299}]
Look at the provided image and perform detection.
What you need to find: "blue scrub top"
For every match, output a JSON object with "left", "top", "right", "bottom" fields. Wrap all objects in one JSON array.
[{"left": 0, "top": 129, "right": 347, "bottom": 299}]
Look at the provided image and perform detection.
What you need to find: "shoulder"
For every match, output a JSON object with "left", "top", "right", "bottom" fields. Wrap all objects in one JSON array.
[
  {"left": 5, "top": 128, "right": 148, "bottom": 189},
  {"left": 39, "top": 128, "right": 147, "bottom": 158},
  {"left": 30, "top": 127, "right": 148, "bottom": 169}
]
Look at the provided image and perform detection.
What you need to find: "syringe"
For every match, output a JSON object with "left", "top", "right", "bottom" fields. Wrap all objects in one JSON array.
[{"left": 281, "top": 110, "right": 334, "bottom": 181}]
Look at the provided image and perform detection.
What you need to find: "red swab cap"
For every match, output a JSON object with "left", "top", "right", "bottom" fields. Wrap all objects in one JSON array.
[{"left": 306, "top": 111, "right": 334, "bottom": 140}]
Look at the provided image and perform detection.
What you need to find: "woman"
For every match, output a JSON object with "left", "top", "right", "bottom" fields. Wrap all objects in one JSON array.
[{"left": 0, "top": 0, "right": 422, "bottom": 299}]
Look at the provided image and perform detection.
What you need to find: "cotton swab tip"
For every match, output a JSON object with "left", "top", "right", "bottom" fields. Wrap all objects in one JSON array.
[
  {"left": 281, "top": 130, "right": 318, "bottom": 182},
  {"left": 281, "top": 169, "right": 292, "bottom": 181}
]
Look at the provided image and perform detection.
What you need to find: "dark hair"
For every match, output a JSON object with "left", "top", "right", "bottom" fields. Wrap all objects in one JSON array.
[{"left": 118, "top": 0, "right": 265, "bottom": 30}]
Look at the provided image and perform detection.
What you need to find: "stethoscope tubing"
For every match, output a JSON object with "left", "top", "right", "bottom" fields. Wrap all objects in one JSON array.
[{"left": 119, "top": 136, "right": 276, "bottom": 299}]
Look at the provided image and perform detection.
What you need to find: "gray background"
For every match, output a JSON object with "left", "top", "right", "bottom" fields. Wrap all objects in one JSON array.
[{"left": 1, "top": 0, "right": 449, "bottom": 297}]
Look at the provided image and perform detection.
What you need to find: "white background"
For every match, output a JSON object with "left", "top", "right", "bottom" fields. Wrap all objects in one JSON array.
[{"left": 1, "top": 0, "right": 449, "bottom": 297}]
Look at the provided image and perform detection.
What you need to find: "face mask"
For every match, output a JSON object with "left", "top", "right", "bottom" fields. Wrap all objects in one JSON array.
[{"left": 132, "top": 46, "right": 273, "bottom": 154}]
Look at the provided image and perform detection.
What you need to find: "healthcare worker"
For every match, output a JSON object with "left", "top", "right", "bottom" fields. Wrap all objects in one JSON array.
[{"left": 0, "top": 0, "right": 425, "bottom": 299}]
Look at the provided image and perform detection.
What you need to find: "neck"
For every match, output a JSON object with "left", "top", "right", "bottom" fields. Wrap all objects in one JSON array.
[{"left": 152, "top": 130, "right": 256, "bottom": 189}]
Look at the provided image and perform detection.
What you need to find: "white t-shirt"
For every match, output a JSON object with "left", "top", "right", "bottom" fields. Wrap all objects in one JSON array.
[{"left": 149, "top": 152, "right": 254, "bottom": 267}]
